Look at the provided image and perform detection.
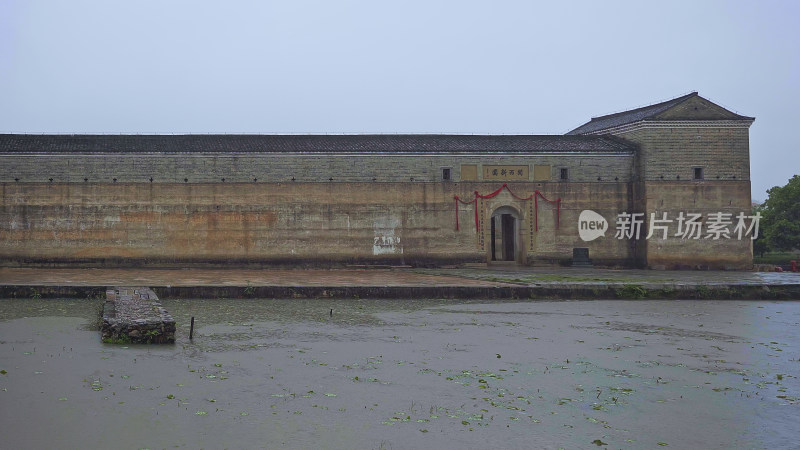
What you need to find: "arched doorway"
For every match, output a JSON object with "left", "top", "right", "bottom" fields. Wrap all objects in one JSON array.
[{"left": 490, "top": 206, "right": 521, "bottom": 263}]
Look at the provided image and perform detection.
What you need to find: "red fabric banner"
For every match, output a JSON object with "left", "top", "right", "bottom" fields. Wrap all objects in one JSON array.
[{"left": 453, "top": 183, "right": 561, "bottom": 232}]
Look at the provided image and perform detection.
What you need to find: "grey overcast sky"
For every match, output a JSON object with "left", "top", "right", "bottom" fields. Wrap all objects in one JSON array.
[{"left": 1, "top": 0, "right": 797, "bottom": 200}]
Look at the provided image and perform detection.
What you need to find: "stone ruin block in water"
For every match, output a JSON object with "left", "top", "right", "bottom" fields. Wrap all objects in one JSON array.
[{"left": 101, "top": 287, "right": 176, "bottom": 344}]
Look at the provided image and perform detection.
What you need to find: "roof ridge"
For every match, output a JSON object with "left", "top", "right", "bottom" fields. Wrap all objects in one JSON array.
[{"left": 588, "top": 92, "right": 698, "bottom": 121}]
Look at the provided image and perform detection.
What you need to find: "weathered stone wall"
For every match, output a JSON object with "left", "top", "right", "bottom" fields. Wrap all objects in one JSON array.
[
  {"left": 0, "top": 153, "right": 633, "bottom": 183},
  {"left": 641, "top": 180, "right": 753, "bottom": 269},
  {"left": 0, "top": 180, "right": 634, "bottom": 267}
]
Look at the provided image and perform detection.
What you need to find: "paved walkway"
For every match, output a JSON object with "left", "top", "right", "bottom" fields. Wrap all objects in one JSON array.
[{"left": 0, "top": 266, "right": 797, "bottom": 288}]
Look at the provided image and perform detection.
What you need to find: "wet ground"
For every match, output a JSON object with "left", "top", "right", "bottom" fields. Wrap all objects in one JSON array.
[
  {"left": 414, "top": 266, "right": 800, "bottom": 286},
  {"left": 1, "top": 297, "right": 799, "bottom": 449},
  {"left": 1, "top": 266, "right": 798, "bottom": 288},
  {"left": 0, "top": 267, "right": 516, "bottom": 287}
]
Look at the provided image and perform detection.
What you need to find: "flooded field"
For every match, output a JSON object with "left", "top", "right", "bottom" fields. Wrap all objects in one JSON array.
[{"left": 1, "top": 297, "right": 799, "bottom": 449}]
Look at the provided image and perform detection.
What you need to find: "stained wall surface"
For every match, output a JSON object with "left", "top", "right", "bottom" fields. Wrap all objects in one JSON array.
[
  {"left": 0, "top": 180, "right": 635, "bottom": 267},
  {"left": 640, "top": 181, "right": 753, "bottom": 269}
]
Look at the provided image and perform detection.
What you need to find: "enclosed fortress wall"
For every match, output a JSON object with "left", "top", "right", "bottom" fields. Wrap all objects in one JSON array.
[{"left": 0, "top": 93, "right": 757, "bottom": 269}]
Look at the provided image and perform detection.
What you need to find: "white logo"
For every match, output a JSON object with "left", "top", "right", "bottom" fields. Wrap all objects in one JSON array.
[{"left": 578, "top": 210, "right": 608, "bottom": 242}]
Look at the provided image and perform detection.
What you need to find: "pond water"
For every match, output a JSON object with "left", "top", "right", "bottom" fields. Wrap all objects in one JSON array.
[{"left": 1, "top": 297, "right": 799, "bottom": 449}]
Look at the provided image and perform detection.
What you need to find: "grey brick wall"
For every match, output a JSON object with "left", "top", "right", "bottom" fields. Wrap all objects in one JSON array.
[
  {"left": 0, "top": 153, "right": 633, "bottom": 184},
  {"left": 614, "top": 126, "right": 750, "bottom": 181}
]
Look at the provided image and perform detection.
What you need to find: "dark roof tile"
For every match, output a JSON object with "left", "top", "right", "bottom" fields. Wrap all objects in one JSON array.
[
  {"left": 0, "top": 134, "right": 635, "bottom": 154},
  {"left": 567, "top": 93, "right": 698, "bottom": 135}
]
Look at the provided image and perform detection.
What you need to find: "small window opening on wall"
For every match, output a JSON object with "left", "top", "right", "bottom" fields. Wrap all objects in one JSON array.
[
  {"left": 442, "top": 168, "right": 452, "bottom": 181},
  {"left": 693, "top": 167, "right": 704, "bottom": 180},
  {"left": 559, "top": 168, "right": 569, "bottom": 181}
]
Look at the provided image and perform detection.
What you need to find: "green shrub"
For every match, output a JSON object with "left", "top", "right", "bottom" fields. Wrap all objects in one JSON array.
[{"left": 614, "top": 284, "right": 646, "bottom": 299}]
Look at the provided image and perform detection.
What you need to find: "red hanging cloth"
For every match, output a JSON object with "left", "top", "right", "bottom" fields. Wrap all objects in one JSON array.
[{"left": 455, "top": 184, "right": 561, "bottom": 232}]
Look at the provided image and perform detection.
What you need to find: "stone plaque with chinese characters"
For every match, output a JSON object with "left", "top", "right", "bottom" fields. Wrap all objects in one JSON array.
[{"left": 483, "top": 165, "right": 529, "bottom": 181}]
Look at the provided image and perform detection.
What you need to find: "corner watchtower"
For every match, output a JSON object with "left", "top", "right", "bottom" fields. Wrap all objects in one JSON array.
[{"left": 569, "top": 92, "right": 755, "bottom": 269}]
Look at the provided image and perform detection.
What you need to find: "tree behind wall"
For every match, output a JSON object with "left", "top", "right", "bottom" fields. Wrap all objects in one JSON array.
[
  {"left": 752, "top": 203, "right": 768, "bottom": 257},
  {"left": 762, "top": 175, "right": 800, "bottom": 252}
]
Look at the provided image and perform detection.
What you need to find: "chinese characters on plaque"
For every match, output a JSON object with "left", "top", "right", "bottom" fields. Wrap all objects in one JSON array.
[{"left": 483, "top": 165, "right": 529, "bottom": 181}]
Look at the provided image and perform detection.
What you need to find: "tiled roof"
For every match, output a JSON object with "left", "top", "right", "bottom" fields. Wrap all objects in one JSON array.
[
  {"left": 566, "top": 92, "right": 753, "bottom": 135},
  {"left": 0, "top": 134, "right": 635, "bottom": 154}
]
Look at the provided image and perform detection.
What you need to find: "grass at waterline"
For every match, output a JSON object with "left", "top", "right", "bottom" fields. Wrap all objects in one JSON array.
[{"left": 754, "top": 252, "right": 799, "bottom": 265}]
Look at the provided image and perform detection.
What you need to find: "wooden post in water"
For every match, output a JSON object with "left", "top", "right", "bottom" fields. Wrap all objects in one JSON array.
[{"left": 190, "top": 317, "right": 195, "bottom": 340}]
